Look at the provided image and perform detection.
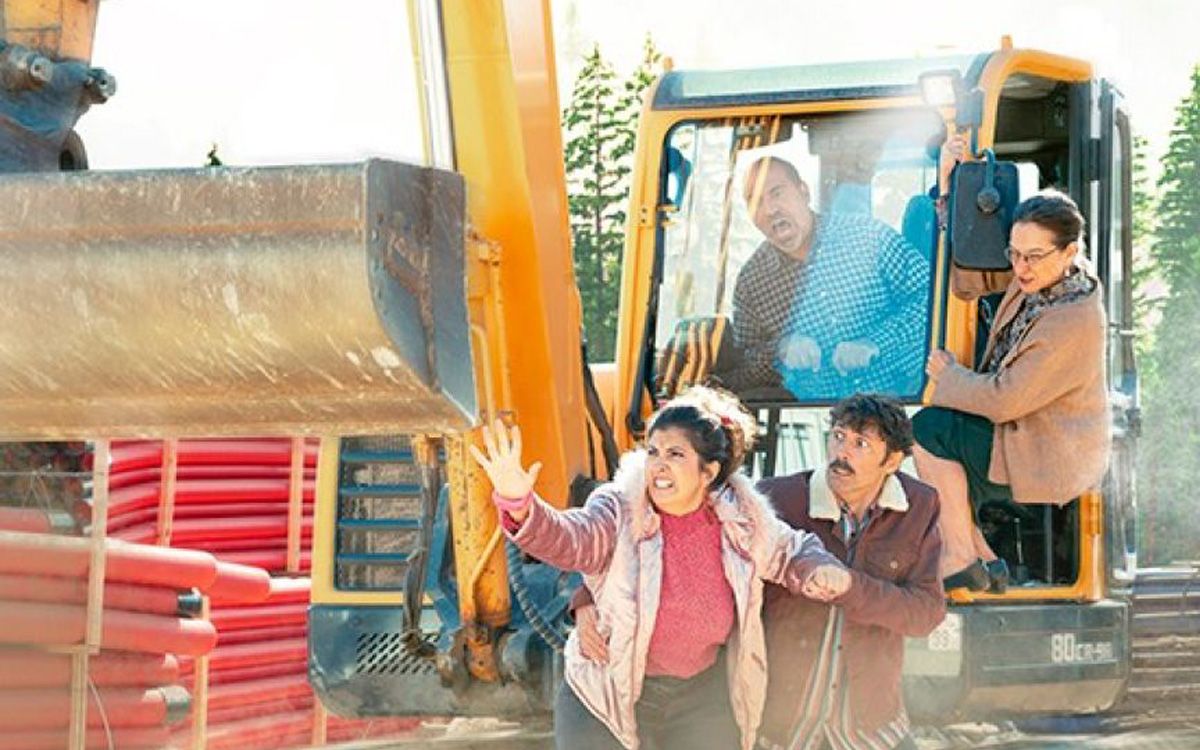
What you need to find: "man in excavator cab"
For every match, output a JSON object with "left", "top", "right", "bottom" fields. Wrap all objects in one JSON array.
[{"left": 713, "top": 154, "right": 930, "bottom": 402}]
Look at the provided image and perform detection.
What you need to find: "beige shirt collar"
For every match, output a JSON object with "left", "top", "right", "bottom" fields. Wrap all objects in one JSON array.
[{"left": 809, "top": 467, "right": 909, "bottom": 521}]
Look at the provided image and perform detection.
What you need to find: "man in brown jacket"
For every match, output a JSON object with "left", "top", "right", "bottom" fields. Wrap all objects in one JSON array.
[{"left": 755, "top": 394, "right": 945, "bottom": 750}]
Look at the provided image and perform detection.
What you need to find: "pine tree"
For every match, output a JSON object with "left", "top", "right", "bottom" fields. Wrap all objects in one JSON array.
[
  {"left": 1130, "top": 134, "right": 1159, "bottom": 362},
  {"left": 563, "top": 45, "right": 624, "bottom": 362},
  {"left": 562, "top": 39, "right": 661, "bottom": 362},
  {"left": 1136, "top": 64, "right": 1200, "bottom": 564},
  {"left": 613, "top": 36, "right": 662, "bottom": 172}
]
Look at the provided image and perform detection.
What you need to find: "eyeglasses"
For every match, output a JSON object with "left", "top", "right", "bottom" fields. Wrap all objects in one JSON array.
[{"left": 1005, "top": 245, "right": 1061, "bottom": 267}]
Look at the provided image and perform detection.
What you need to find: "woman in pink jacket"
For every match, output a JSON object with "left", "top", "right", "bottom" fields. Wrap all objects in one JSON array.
[{"left": 471, "top": 386, "right": 847, "bottom": 750}]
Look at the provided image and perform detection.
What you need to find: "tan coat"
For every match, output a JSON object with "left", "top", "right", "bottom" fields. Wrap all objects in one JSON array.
[
  {"left": 931, "top": 274, "right": 1109, "bottom": 503},
  {"left": 507, "top": 450, "right": 836, "bottom": 750}
]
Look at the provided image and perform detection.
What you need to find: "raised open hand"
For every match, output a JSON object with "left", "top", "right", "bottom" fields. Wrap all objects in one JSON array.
[{"left": 468, "top": 419, "right": 543, "bottom": 504}]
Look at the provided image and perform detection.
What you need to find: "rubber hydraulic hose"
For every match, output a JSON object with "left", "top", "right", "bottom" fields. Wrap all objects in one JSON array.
[{"left": 505, "top": 540, "right": 567, "bottom": 651}]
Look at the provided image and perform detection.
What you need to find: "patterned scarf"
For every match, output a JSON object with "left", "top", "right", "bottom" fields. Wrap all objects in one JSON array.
[{"left": 982, "top": 265, "right": 1095, "bottom": 374}]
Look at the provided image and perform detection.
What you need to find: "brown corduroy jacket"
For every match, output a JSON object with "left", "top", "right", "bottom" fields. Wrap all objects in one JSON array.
[
  {"left": 931, "top": 274, "right": 1109, "bottom": 504},
  {"left": 757, "top": 470, "right": 945, "bottom": 745}
]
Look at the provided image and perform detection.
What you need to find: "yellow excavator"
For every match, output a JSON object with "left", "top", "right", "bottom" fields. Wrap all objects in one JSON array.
[{"left": 3, "top": 0, "right": 1182, "bottom": 730}]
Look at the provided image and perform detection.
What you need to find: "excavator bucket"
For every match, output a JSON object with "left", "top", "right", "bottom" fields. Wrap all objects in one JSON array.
[{"left": 0, "top": 160, "right": 476, "bottom": 438}]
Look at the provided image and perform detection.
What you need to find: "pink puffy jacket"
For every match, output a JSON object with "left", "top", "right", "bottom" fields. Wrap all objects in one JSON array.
[{"left": 506, "top": 450, "right": 837, "bottom": 750}]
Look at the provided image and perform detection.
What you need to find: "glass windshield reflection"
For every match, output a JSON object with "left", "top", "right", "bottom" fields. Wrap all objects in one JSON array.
[{"left": 654, "top": 109, "right": 943, "bottom": 405}]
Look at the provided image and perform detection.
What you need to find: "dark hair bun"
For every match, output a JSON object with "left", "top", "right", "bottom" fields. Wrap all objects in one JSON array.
[{"left": 648, "top": 385, "right": 757, "bottom": 488}]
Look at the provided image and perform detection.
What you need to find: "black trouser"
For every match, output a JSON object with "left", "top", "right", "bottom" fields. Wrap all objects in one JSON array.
[{"left": 554, "top": 658, "right": 741, "bottom": 750}]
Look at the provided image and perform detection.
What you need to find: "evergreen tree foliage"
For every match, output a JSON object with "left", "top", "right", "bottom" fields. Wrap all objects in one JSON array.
[
  {"left": 614, "top": 36, "right": 662, "bottom": 170},
  {"left": 1130, "top": 134, "right": 1159, "bottom": 362},
  {"left": 1137, "top": 65, "right": 1200, "bottom": 564},
  {"left": 562, "top": 38, "right": 660, "bottom": 362}
]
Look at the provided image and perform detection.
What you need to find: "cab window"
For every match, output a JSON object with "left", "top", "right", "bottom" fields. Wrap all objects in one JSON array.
[{"left": 653, "top": 109, "right": 943, "bottom": 408}]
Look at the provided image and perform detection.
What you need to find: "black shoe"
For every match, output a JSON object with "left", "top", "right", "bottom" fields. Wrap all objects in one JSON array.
[
  {"left": 943, "top": 559, "right": 990, "bottom": 591},
  {"left": 985, "top": 558, "right": 1010, "bottom": 594}
]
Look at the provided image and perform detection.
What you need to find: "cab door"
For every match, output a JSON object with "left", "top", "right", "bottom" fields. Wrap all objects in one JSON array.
[{"left": 1097, "top": 80, "right": 1138, "bottom": 586}]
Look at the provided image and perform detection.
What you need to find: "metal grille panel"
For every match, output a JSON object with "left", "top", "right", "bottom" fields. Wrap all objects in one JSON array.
[{"left": 354, "top": 631, "right": 437, "bottom": 675}]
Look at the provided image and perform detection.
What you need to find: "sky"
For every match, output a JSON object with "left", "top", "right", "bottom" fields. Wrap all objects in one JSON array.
[
  {"left": 78, "top": 2, "right": 419, "bottom": 168},
  {"left": 76, "top": 0, "right": 1199, "bottom": 179},
  {"left": 554, "top": 0, "right": 1200, "bottom": 181}
]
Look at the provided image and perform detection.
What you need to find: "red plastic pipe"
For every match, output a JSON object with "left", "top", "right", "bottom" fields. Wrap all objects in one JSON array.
[
  {"left": 112, "top": 516, "right": 313, "bottom": 547},
  {"left": 203, "top": 637, "right": 307, "bottom": 670},
  {"left": 0, "top": 649, "right": 178, "bottom": 689},
  {"left": 263, "top": 576, "right": 311, "bottom": 604},
  {"left": 0, "top": 685, "right": 190, "bottom": 730},
  {"left": 0, "top": 601, "right": 217, "bottom": 656},
  {"left": 105, "top": 439, "right": 318, "bottom": 474},
  {"left": 206, "top": 675, "right": 312, "bottom": 711},
  {"left": 104, "top": 479, "right": 315, "bottom": 518},
  {"left": 0, "top": 532, "right": 218, "bottom": 590},
  {"left": 209, "top": 602, "right": 308, "bottom": 631},
  {"left": 187, "top": 692, "right": 314, "bottom": 726},
  {"left": 208, "top": 560, "right": 272, "bottom": 605},
  {"left": 113, "top": 501, "right": 312, "bottom": 524},
  {"left": 215, "top": 550, "right": 311, "bottom": 572},
  {"left": 0, "top": 573, "right": 191, "bottom": 617},
  {"left": 0, "top": 726, "right": 169, "bottom": 750},
  {"left": 205, "top": 660, "right": 308, "bottom": 686},
  {"left": 199, "top": 623, "right": 307, "bottom": 647},
  {"left": 108, "top": 464, "right": 315, "bottom": 491},
  {"left": 99, "top": 502, "right": 314, "bottom": 536},
  {"left": 189, "top": 537, "right": 311, "bottom": 554},
  {"left": 198, "top": 713, "right": 314, "bottom": 750},
  {"left": 179, "top": 650, "right": 307, "bottom": 678},
  {"left": 115, "top": 531, "right": 314, "bottom": 552}
]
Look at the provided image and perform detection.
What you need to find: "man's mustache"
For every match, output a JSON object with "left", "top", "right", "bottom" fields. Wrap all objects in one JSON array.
[{"left": 829, "top": 458, "right": 854, "bottom": 475}]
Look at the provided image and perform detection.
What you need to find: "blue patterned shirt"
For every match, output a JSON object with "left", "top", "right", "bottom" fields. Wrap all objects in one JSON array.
[{"left": 725, "top": 213, "right": 931, "bottom": 400}]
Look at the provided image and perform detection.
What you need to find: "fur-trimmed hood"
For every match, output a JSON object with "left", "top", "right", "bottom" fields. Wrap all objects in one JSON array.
[{"left": 611, "top": 449, "right": 780, "bottom": 560}]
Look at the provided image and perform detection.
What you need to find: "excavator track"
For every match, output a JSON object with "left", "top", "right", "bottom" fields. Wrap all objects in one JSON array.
[{"left": 1122, "top": 566, "right": 1200, "bottom": 713}]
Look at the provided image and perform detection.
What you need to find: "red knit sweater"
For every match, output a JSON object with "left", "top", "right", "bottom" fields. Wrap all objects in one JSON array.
[{"left": 644, "top": 503, "right": 735, "bottom": 678}]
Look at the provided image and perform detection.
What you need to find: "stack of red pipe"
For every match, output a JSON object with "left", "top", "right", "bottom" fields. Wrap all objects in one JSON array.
[
  {"left": 0, "top": 650, "right": 184, "bottom": 750},
  {"left": 0, "top": 524, "right": 271, "bottom": 749},
  {"left": 82, "top": 439, "right": 318, "bottom": 573},
  {"left": 175, "top": 576, "right": 311, "bottom": 748},
  {"left": 174, "top": 576, "right": 424, "bottom": 749},
  {"left": 67, "top": 437, "right": 436, "bottom": 748}
]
